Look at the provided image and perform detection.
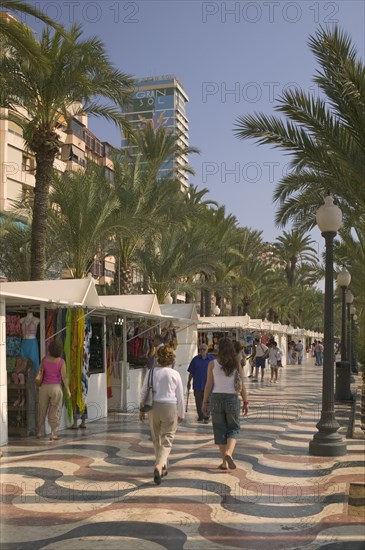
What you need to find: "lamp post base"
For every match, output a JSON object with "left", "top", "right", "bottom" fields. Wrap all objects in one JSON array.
[
  {"left": 335, "top": 361, "right": 352, "bottom": 401},
  {"left": 309, "top": 432, "right": 347, "bottom": 456}
]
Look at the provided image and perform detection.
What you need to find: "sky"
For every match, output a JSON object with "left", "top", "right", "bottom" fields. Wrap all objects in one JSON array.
[{"left": 24, "top": 0, "right": 365, "bottom": 248}]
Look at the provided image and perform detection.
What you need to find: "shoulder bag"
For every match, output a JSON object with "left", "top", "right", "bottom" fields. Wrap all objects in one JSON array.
[{"left": 140, "top": 368, "right": 154, "bottom": 412}]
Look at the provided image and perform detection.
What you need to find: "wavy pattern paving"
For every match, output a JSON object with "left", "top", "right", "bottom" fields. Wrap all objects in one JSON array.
[{"left": 1, "top": 361, "right": 364, "bottom": 550}]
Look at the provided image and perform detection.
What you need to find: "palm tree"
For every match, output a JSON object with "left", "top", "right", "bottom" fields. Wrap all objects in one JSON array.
[
  {"left": 136, "top": 223, "right": 219, "bottom": 304},
  {"left": 111, "top": 123, "right": 201, "bottom": 294},
  {"left": 0, "top": 214, "right": 31, "bottom": 281},
  {"left": 272, "top": 229, "right": 317, "bottom": 286},
  {"left": 234, "top": 27, "right": 365, "bottom": 235},
  {"left": 0, "top": 23, "right": 134, "bottom": 280},
  {"left": 130, "top": 120, "right": 200, "bottom": 183},
  {"left": 0, "top": 1, "right": 65, "bottom": 60},
  {"left": 48, "top": 168, "right": 119, "bottom": 279}
]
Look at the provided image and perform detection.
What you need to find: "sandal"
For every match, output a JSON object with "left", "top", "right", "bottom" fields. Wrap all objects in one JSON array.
[
  {"left": 218, "top": 464, "right": 228, "bottom": 470},
  {"left": 49, "top": 435, "right": 59, "bottom": 441},
  {"left": 224, "top": 455, "right": 236, "bottom": 470}
]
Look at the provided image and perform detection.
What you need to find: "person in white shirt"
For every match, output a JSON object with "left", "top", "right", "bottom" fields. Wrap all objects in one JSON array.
[
  {"left": 253, "top": 337, "right": 269, "bottom": 382},
  {"left": 268, "top": 341, "right": 283, "bottom": 383},
  {"left": 139, "top": 345, "right": 184, "bottom": 485}
]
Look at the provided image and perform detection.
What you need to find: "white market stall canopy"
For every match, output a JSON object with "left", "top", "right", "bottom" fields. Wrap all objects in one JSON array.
[
  {"left": 197, "top": 315, "right": 323, "bottom": 339},
  {"left": 0, "top": 278, "right": 101, "bottom": 308},
  {"left": 99, "top": 294, "right": 165, "bottom": 319},
  {"left": 160, "top": 304, "right": 199, "bottom": 322}
]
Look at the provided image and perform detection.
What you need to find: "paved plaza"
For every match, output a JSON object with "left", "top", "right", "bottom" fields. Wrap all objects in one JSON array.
[{"left": 1, "top": 358, "right": 364, "bottom": 549}]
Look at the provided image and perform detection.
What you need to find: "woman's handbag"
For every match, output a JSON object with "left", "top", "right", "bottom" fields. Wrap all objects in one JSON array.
[
  {"left": 277, "top": 360, "right": 282, "bottom": 367},
  {"left": 234, "top": 368, "right": 243, "bottom": 394},
  {"left": 140, "top": 368, "right": 154, "bottom": 412},
  {"left": 34, "top": 362, "right": 44, "bottom": 387}
]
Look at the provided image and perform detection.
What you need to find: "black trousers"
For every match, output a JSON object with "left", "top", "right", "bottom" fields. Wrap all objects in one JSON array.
[{"left": 194, "top": 390, "right": 210, "bottom": 420}]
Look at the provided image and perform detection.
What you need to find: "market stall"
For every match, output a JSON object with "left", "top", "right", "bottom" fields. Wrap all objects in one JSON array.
[{"left": 0, "top": 278, "right": 106, "bottom": 445}]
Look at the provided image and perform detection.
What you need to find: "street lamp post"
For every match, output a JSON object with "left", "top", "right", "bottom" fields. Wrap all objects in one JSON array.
[
  {"left": 346, "top": 290, "right": 354, "bottom": 371},
  {"left": 350, "top": 306, "right": 358, "bottom": 373},
  {"left": 335, "top": 266, "right": 352, "bottom": 401},
  {"left": 309, "top": 195, "right": 347, "bottom": 456}
]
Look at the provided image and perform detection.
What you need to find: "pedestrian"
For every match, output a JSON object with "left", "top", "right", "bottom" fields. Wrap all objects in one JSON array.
[
  {"left": 139, "top": 345, "right": 184, "bottom": 485},
  {"left": 295, "top": 340, "right": 304, "bottom": 365},
  {"left": 37, "top": 339, "right": 71, "bottom": 441},
  {"left": 247, "top": 343, "right": 256, "bottom": 378},
  {"left": 187, "top": 344, "right": 214, "bottom": 423},
  {"left": 252, "top": 337, "right": 269, "bottom": 382},
  {"left": 202, "top": 338, "right": 248, "bottom": 470},
  {"left": 288, "top": 341, "right": 296, "bottom": 365},
  {"left": 315, "top": 341, "right": 324, "bottom": 366},
  {"left": 268, "top": 341, "right": 283, "bottom": 383}
]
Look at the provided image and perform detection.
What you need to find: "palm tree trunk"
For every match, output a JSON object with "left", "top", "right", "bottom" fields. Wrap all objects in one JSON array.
[
  {"left": 30, "top": 130, "right": 60, "bottom": 280},
  {"left": 30, "top": 155, "right": 54, "bottom": 279},
  {"left": 119, "top": 262, "right": 132, "bottom": 294},
  {"left": 204, "top": 288, "right": 211, "bottom": 316},
  {"left": 231, "top": 286, "right": 239, "bottom": 315}
]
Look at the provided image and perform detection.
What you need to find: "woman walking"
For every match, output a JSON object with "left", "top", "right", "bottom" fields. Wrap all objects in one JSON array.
[
  {"left": 202, "top": 338, "right": 248, "bottom": 470},
  {"left": 37, "top": 339, "right": 71, "bottom": 440},
  {"left": 139, "top": 345, "right": 184, "bottom": 485}
]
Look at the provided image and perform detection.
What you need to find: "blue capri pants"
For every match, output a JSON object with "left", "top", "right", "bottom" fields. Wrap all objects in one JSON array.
[{"left": 210, "top": 393, "right": 240, "bottom": 445}]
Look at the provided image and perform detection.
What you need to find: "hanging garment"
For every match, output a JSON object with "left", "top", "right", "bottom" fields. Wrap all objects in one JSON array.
[{"left": 20, "top": 338, "right": 40, "bottom": 374}]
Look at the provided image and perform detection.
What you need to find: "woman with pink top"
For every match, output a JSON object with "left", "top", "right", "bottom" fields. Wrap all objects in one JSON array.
[{"left": 37, "top": 339, "right": 71, "bottom": 441}]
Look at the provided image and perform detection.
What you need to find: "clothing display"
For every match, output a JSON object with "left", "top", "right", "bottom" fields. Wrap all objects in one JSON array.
[{"left": 20, "top": 313, "right": 40, "bottom": 373}]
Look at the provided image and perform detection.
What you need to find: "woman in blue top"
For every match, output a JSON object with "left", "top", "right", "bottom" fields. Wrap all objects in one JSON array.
[{"left": 202, "top": 338, "right": 248, "bottom": 470}]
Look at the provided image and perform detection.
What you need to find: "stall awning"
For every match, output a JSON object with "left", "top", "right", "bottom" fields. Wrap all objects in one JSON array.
[
  {"left": 0, "top": 278, "right": 101, "bottom": 308},
  {"left": 160, "top": 304, "right": 199, "bottom": 322},
  {"left": 99, "top": 294, "right": 167, "bottom": 320}
]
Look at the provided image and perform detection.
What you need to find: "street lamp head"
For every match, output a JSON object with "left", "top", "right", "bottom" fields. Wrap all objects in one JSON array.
[
  {"left": 353, "top": 314, "right": 358, "bottom": 321},
  {"left": 213, "top": 305, "right": 221, "bottom": 316},
  {"left": 350, "top": 305, "right": 356, "bottom": 316},
  {"left": 336, "top": 266, "right": 351, "bottom": 288},
  {"left": 345, "top": 289, "right": 354, "bottom": 304},
  {"left": 316, "top": 195, "right": 343, "bottom": 233}
]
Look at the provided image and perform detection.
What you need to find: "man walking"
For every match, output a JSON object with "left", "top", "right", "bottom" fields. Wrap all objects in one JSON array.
[
  {"left": 295, "top": 340, "right": 304, "bottom": 365},
  {"left": 187, "top": 344, "right": 214, "bottom": 423},
  {"left": 252, "top": 337, "right": 269, "bottom": 382}
]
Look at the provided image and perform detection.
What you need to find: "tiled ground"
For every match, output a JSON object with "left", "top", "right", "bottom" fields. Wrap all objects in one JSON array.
[{"left": 1, "top": 359, "right": 364, "bottom": 549}]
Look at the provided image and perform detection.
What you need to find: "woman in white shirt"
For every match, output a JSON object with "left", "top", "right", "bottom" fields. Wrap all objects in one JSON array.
[
  {"left": 202, "top": 338, "right": 248, "bottom": 471},
  {"left": 139, "top": 345, "right": 184, "bottom": 485}
]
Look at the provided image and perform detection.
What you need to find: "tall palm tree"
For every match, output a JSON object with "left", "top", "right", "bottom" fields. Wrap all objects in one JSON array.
[
  {"left": 128, "top": 120, "right": 200, "bottom": 183},
  {"left": 234, "top": 27, "right": 365, "bottom": 235},
  {"left": 48, "top": 168, "right": 119, "bottom": 279},
  {"left": 136, "top": 223, "right": 219, "bottom": 304},
  {"left": 0, "top": 1, "right": 65, "bottom": 60},
  {"left": 0, "top": 23, "right": 134, "bottom": 280},
  {"left": 272, "top": 229, "right": 317, "bottom": 286},
  {"left": 111, "top": 123, "right": 200, "bottom": 294}
]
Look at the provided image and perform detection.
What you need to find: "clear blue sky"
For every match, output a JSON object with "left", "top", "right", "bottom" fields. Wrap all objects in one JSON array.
[{"left": 26, "top": 0, "right": 364, "bottom": 246}]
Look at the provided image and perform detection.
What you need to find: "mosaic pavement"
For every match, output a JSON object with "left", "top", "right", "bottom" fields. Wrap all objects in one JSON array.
[{"left": 1, "top": 359, "right": 364, "bottom": 549}]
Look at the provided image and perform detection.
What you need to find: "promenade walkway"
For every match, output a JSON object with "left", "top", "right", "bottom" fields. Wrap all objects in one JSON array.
[{"left": 1, "top": 358, "right": 364, "bottom": 549}]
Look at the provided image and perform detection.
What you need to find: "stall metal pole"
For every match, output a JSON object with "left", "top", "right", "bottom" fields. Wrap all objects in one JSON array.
[{"left": 121, "top": 314, "right": 128, "bottom": 412}]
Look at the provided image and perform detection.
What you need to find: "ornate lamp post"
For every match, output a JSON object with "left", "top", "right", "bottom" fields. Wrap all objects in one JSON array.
[
  {"left": 309, "top": 195, "right": 347, "bottom": 456},
  {"left": 335, "top": 266, "right": 352, "bottom": 401},
  {"left": 346, "top": 290, "right": 354, "bottom": 369},
  {"left": 350, "top": 306, "right": 358, "bottom": 373}
]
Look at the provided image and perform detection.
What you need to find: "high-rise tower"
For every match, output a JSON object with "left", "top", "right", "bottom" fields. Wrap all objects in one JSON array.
[{"left": 121, "top": 75, "right": 189, "bottom": 187}]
